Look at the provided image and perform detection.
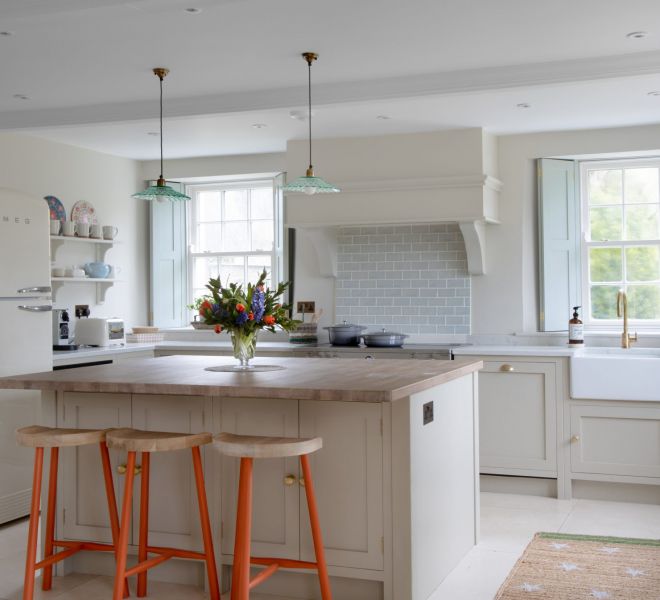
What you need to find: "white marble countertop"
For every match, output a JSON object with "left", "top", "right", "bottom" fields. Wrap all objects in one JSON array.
[{"left": 452, "top": 345, "right": 579, "bottom": 357}]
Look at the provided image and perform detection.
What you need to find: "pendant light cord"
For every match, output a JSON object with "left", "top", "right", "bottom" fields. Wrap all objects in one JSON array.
[
  {"left": 307, "top": 57, "right": 313, "bottom": 171},
  {"left": 159, "top": 73, "right": 164, "bottom": 181}
]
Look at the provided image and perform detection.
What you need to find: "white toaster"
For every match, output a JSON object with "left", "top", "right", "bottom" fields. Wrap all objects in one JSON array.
[{"left": 75, "top": 318, "right": 125, "bottom": 347}]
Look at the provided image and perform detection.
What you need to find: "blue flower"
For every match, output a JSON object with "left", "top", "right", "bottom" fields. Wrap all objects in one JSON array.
[
  {"left": 212, "top": 303, "right": 221, "bottom": 314},
  {"left": 251, "top": 289, "right": 266, "bottom": 322},
  {"left": 235, "top": 312, "right": 249, "bottom": 325}
]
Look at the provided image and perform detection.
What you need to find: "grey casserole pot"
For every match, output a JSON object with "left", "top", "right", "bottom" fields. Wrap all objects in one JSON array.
[
  {"left": 362, "top": 328, "right": 409, "bottom": 348},
  {"left": 323, "top": 321, "right": 367, "bottom": 346}
]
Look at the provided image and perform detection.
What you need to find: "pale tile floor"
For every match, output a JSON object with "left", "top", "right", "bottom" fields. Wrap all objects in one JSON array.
[{"left": 1, "top": 492, "right": 658, "bottom": 600}]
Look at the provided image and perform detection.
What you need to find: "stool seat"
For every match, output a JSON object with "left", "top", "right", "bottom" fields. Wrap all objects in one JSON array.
[
  {"left": 16, "top": 426, "right": 107, "bottom": 448},
  {"left": 106, "top": 428, "right": 212, "bottom": 453},
  {"left": 214, "top": 432, "right": 322, "bottom": 458}
]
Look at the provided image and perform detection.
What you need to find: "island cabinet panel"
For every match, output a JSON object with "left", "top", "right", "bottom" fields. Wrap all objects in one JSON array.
[
  {"left": 299, "top": 400, "right": 384, "bottom": 571},
  {"left": 59, "top": 392, "right": 131, "bottom": 543},
  {"left": 220, "top": 397, "right": 300, "bottom": 560},
  {"left": 131, "top": 394, "right": 213, "bottom": 550},
  {"left": 478, "top": 360, "right": 557, "bottom": 475}
]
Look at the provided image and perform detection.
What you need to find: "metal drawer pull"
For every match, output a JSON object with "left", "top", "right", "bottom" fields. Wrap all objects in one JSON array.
[
  {"left": 365, "top": 355, "right": 374, "bottom": 360},
  {"left": 500, "top": 364, "right": 514, "bottom": 372},
  {"left": 17, "top": 286, "right": 51, "bottom": 294},
  {"left": 284, "top": 474, "right": 297, "bottom": 486},
  {"left": 117, "top": 464, "right": 142, "bottom": 475},
  {"left": 18, "top": 305, "right": 52, "bottom": 312},
  {"left": 571, "top": 435, "right": 580, "bottom": 443}
]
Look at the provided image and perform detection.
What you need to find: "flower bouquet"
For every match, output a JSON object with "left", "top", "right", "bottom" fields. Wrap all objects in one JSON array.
[{"left": 197, "top": 269, "right": 299, "bottom": 369}]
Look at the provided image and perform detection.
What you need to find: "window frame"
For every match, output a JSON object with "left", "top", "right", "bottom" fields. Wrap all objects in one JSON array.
[
  {"left": 185, "top": 177, "right": 283, "bottom": 312},
  {"left": 579, "top": 158, "right": 660, "bottom": 330}
]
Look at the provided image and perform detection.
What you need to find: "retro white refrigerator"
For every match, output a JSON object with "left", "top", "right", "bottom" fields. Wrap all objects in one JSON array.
[{"left": 0, "top": 188, "right": 52, "bottom": 523}]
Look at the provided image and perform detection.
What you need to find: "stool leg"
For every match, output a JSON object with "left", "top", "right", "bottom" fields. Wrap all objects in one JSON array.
[
  {"left": 23, "top": 447, "right": 44, "bottom": 600},
  {"left": 113, "top": 451, "right": 136, "bottom": 600},
  {"left": 137, "top": 452, "right": 150, "bottom": 597},
  {"left": 231, "top": 457, "right": 253, "bottom": 600},
  {"left": 42, "top": 447, "right": 59, "bottom": 591},
  {"left": 100, "top": 442, "right": 130, "bottom": 599},
  {"left": 300, "top": 454, "right": 332, "bottom": 600},
  {"left": 191, "top": 446, "right": 220, "bottom": 600}
]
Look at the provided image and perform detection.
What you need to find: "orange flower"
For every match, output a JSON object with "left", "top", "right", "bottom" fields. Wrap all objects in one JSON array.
[
  {"left": 263, "top": 315, "right": 276, "bottom": 326},
  {"left": 199, "top": 300, "right": 212, "bottom": 316},
  {"left": 214, "top": 324, "right": 222, "bottom": 334},
  {"left": 248, "top": 312, "right": 255, "bottom": 321},
  {"left": 236, "top": 303, "right": 246, "bottom": 313}
]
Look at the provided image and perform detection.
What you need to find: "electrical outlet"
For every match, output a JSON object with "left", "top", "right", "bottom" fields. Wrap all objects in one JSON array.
[
  {"left": 423, "top": 401, "right": 434, "bottom": 425},
  {"left": 296, "top": 301, "right": 316, "bottom": 314}
]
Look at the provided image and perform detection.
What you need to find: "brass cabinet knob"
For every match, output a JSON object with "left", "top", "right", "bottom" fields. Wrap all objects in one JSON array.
[
  {"left": 571, "top": 435, "right": 580, "bottom": 443},
  {"left": 117, "top": 464, "right": 142, "bottom": 475},
  {"left": 284, "top": 474, "right": 297, "bottom": 486},
  {"left": 500, "top": 364, "right": 515, "bottom": 372}
]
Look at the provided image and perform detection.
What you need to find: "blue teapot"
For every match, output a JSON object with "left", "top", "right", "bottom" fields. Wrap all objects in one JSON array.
[{"left": 83, "top": 262, "right": 112, "bottom": 279}]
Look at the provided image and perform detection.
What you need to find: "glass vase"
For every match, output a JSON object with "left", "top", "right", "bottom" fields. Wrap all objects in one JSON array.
[{"left": 230, "top": 330, "right": 257, "bottom": 369}]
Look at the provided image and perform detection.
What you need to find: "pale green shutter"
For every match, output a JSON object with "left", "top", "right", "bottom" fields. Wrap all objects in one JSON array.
[
  {"left": 149, "top": 181, "right": 188, "bottom": 327},
  {"left": 538, "top": 159, "right": 581, "bottom": 331}
]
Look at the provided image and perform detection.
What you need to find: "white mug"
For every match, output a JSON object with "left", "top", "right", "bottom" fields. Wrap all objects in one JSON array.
[
  {"left": 50, "top": 220, "right": 61, "bottom": 235},
  {"left": 102, "top": 225, "right": 118, "bottom": 240},
  {"left": 75, "top": 222, "right": 90, "bottom": 238},
  {"left": 90, "top": 224, "right": 102, "bottom": 239},
  {"left": 72, "top": 267, "right": 86, "bottom": 278},
  {"left": 62, "top": 221, "right": 76, "bottom": 237},
  {"left": 109, "top": 265, "right": 122, "bottom": 279}
]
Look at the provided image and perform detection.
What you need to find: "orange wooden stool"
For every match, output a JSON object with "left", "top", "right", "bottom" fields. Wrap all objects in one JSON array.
[
  {"left": 106, "top": 428, "right": 220, "bottom": 600},
  {"left": 16, "top": 426, "right": 128, "bottom": 600},
  {"left": 214, "top": 433, "right": 332, "bottom": 600}
]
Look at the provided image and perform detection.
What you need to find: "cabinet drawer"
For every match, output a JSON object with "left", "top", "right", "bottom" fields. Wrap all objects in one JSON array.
[
  {"left": 479, "top": 360, "right": 557, "bottom": 473},
  {"left": 570, "top": 404, "right": 660, "bottom": 478}
]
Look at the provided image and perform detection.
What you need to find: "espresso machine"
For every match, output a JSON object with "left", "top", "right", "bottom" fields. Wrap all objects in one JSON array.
[{"left": 52, "top": 308, "right": 78, "bottom": 351}]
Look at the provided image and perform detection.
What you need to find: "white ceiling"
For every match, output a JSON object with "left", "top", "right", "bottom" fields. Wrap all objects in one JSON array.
[{"left": 2, "top": 0, "right": 660, "bottom": 159}]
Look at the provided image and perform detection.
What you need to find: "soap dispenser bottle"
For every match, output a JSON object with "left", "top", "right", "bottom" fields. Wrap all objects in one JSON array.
[{"left": 569, "top": 306, "right": 584, "bottom": 345}]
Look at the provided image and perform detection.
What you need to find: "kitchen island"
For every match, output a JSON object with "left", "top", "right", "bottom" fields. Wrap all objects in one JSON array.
[{"left": 0, "top": 355, "right": 482, "bottom": 600}]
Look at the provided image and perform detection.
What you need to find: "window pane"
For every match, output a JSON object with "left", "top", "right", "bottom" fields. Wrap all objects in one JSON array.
[
  {"left": 247, "top": 255, "right": 272, "bottom": 286},
  {"left": 588, "top": 170, "right": 622, "bottom": 205},
  {"left": 626, "top": 246, "right": 660, "bottom": 282},
  {"left": 198, "top": 223, "right": 222, "bottom": 252},
  {"left": 222, "top": 221, "right": 249, "bottom": 252},
  {"left": 628, "top": 285, "right": 660, "bottom": 319},
  {"left": 590, "top": 285, "right": 619, "bottom": 319},
  {"left": 224, "top": 190, "right": 248, "bottom": 221},
  {"left": 250, "top": 187, "right": 274, "bottom": 219},
  {"left": 624, "top": 205, "right": 660, "bottom": 241},
  {"left": 624, "top": 168, "right": 659, "bottom": 204},
  {"left": 590, "top": 206, "right": 622, "bottom": 241},
  {"left": 192, "top": 256, "right": 218, "bottom": 293},
  {"left": 197, "top": 191, "right": 221, "bottom": 222},
  {"left": 218, "top": 256, "right": 245, "bottom": 287},
  {"left": 251, "top": 220, "right": 274, "bottom": 251},
  {"left": 589, "top": 247, "right": 622, "bottom": 282}
]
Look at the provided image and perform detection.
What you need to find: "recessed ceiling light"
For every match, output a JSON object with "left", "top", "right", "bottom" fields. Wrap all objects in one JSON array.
[
  {"left": 626, "top": 31, "right": 647, "bottom": 39},
  {"left": 184, "top": 7, "right": 202, "bottom": 14},
  {"left": 516, "top": 102, "right": 531, "bottom": 109},
  {"left": 251, "top": 123, "right": 267, "bottom": 129},
  {"left": 647, "top": 91, "right": 660, "bottom": 96},
  {"left": 13, "top": 94, "right": 29, "bottom": 100},
  {"left": 289, "top": 109, "right": 315, "bottom": 121},
  {"left": 376, "top": 115, "right": 391, "bottom": 120},
  {"left": 0, "top": 31, "right": 13, "bottom": 37},
  {"left": 146, "top": 131, "right": 160, "bottom": 136}
]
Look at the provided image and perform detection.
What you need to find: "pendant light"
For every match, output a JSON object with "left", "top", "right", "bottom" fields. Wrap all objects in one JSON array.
[
  {"left": 133, "top": 68, "right": 190, "bottom": 201},
  {"left": 282, "top": 52, "right": 340, "bottom": 195}
]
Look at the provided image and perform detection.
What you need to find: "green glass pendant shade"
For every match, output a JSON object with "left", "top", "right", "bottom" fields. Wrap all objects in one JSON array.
[
  {"left": 132, "top": 182, "right": 191, "bottom": 202},
  {"left": 282, "top": 175, "right": 340, "bottom": 195}
]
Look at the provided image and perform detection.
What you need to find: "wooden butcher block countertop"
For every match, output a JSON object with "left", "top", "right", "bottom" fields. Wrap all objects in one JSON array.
[{"left": 0, "top": 355, "right": 482, "bottom": 403}]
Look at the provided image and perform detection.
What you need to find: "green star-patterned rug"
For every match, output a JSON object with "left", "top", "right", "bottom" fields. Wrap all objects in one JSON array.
[{"left": 495, "top": 532, "right": 660, "bottom": 599}]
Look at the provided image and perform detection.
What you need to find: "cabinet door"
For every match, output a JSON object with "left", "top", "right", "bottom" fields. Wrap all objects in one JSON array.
[
  {"left": 479, "top": 360, "right": 557, "bottom": 474},
  {"left": 60, "top": 393, "right": 131, "bottom": 542},
  {"left": 220, "top": 397, "right": 299, "bottom": 560},
  {"left": 299, "top": 401, "right": 384, "bottom": 570},
  {"left": 570, "top": 404, "right": 660, "bottom": 478},
  {"left": 131, "top": 394, "right": 213, "bottom": 549}
]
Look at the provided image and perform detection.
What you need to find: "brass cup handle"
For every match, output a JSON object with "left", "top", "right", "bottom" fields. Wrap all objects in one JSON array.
[
  {"left": 571, "top": 435, "right": 580, "bottom": 443},
  {"left": 284, "top": 474, "right": 297, "bottom": 486},
  {"left": 117, "top": 464, "right": 142, "bottom": 476},
  {"left": 500, "top": 364, "right": 514, "bottom": 372}
]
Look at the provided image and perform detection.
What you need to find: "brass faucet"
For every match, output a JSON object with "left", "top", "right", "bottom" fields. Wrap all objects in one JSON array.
[{"left": 616, "top": 289, "right": 638, "bottom": 349}]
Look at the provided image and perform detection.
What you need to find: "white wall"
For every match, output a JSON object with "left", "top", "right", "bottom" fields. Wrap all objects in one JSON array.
[
  {"left": 0, "top": 133, "right": 147, "bottom": 329},
  {"left": 489, "top": 124, "right": 660, "bottom": 334}
]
